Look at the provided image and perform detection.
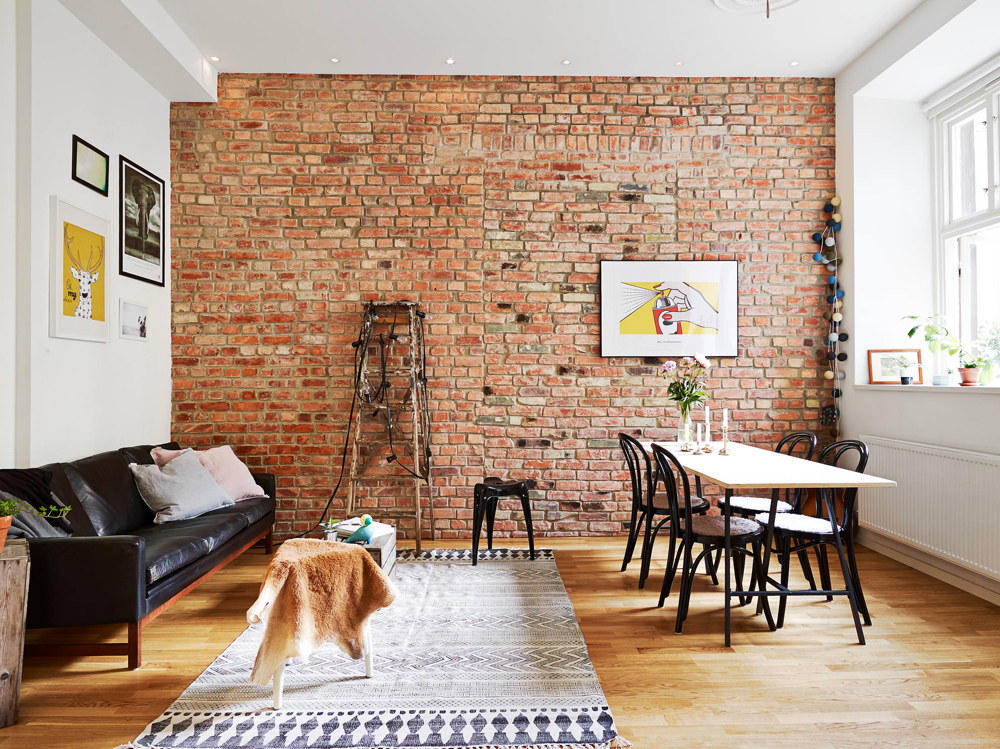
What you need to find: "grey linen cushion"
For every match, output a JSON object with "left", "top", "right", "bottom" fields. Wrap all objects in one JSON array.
[{"left": 130, "top": 450, "right": 234, "bottom": 524}]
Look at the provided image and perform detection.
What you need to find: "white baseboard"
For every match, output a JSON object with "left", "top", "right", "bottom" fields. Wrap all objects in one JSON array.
[{"left": 857, "top": 528, "right": 1000, "bottom": 607}]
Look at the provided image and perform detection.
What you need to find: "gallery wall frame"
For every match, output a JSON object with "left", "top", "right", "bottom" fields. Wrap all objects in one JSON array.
[
  {"left": 71, "top": 135, "right": 109, "bottom": 196},
  {"left": 118, "top": 298, "right": 149, "bottom": 342},
  {"left": 51, "top": 197, "right": 110, "bottom": 342},
  {"left": 119, "top": 155, "right": 165, "bottom": 287},
  {"left": 600, "top": 260, "right": 739, "bottom": 358}
]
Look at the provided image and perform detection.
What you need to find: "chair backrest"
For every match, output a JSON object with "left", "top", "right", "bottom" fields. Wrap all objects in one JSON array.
[
  {"left": 650, "top": 444, "right": 694, "bottom": 544},
  {"left": 818, "top": 439, "right": 869, "bottom": 527},
  {"left": 776, "top": 432, "right": 818, "bottom": 511},
  {"left": 618, "top": 434, "right": 654, "bottom": 513}
]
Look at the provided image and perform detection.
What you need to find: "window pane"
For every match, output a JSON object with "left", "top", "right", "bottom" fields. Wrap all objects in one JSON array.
[
  {"left": 958, "top": 226, "right": 1000, "bottom": 367},
  {"left": 951, "top": 108, "right": 989, "bottom": 220}
]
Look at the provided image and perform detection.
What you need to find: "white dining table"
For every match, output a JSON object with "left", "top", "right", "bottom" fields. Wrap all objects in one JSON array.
[{"left": 641, "top": 440, "right": 897, "bottom": 646}]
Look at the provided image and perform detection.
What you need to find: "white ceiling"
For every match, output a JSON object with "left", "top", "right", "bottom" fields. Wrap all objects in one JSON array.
[{"left": 159, "top": 0, "right": 927, "bottom": 79}]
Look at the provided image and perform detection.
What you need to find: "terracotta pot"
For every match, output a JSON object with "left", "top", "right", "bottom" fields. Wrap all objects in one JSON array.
[
  {"left": 958, "top": 367, "right": 982, "bottom": 386},
  {"left": 0, "top": 515, "right": 11, "bottom": 555}
]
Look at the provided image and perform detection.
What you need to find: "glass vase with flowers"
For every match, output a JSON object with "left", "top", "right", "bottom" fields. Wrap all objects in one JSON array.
[{"left": 661, "top": 354, "right": 710, "bottom": 450}]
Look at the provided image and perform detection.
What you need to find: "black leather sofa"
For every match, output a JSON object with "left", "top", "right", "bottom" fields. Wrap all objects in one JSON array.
[{"left": 24, "top": 442, "right": 275, "bottom": 669}]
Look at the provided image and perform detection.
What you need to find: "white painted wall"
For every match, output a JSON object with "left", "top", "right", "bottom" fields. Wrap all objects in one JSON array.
[
  {"left": 17, "top": 0, "right": 173, "bottom": 465},
  {"left": 837, "top": 0, "right": 1000, "bottom": 602},
  {"left": 0, "top": 0, "right": 16, "bottom": 467}
]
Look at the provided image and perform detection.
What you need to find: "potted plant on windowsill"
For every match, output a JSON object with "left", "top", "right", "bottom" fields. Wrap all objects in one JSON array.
[
  {"left": 957, "top": 353, "right": 992, "bottom": 386},
  {"left": 0, "top": 496, "right": 72, "bottom": 554},
  {"left": 905, "top": 315, "right": 960, "bottom": 385},
  {"left": 882, "top": 354, "right": 922, "bottom": 384}
]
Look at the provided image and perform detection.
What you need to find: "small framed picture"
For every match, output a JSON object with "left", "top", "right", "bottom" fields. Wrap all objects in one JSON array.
[
  {"left": 71, "top": 135, "right": 109, "bottom": 196},
  {"left": 868, "top": 349, "right": 923, "bottom": 385},
  {"left": 119, "top": 156, "right": 166, "bottom": 286},
  {"left": 119, "top": 298, "right": 149, "bottom": 341},
  {"left": 50, "top": 197, "right": 110, "bottom": 342}
]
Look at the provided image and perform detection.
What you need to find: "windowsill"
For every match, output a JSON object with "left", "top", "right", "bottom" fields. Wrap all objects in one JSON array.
[{"left": 854, "top": 383, "right": 1000, "bottom": 393}]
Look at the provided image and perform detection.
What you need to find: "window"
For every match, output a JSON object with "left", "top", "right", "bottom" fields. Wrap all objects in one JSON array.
[{"left": 933, "top": 77, "right": 1000, "bottom": 370}]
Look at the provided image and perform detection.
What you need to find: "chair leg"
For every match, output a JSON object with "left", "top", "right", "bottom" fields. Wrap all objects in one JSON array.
[
  {"left": 797, "top": 549, "right": 817, "bottom": 590},
  {"left": 675, "top": 548, "right": 695, "bottom": 634},
  {"left": 621, "top": 505, "right": 642, "bottom": 571},
  {"left": 704, "top": 545, "right": 719, "bottom": 585},
  {"left": 777, "top": 536, "right": 791, "bottom": 629},
  {"left": 471, "top": 489, "right": 484, "bottom": 566},
  {"left": 485, "top": 498, "right": 497, "bottom": 550},
  {"left": 750, "top": 541, "right": 776, "bottom": 631},
  {"left": 363, "top": 623, "right": 374, "bottom": 678},
  {"left": 638, "top": 506, "right": 656, "bottom": 589},
  {"left": 734, "top": 544, "right": 747, "bottom": 606},
  {"left": 821, "top": 490, "right": 866, "bottom": 645},
  {"left": 658, "top": 532, "right": 680, "bottom": 607},
  {"left": 519, "top": 490, "right": 535, "bottom": 560},
  {"left": 817, "top": 545, "right": 833, "bottom": 601},
  {"left": 845, "top": 535, "right": 871, "bottom": 625},
  {"left": 273, "top": 658, "right": 289, "bottom": 710}
]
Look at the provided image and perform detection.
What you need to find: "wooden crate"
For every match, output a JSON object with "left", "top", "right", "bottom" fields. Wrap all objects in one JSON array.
[{"left": 0, "top": 539, "right": 30, "bottom": 728}]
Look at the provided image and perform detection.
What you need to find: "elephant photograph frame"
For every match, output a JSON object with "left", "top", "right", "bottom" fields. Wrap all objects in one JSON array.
[
  {"left": 600, "top": 259, "right": 739, "bottom": 358},
  {"left": 119, "top": 156, "right": 165, "bottom": 287}
]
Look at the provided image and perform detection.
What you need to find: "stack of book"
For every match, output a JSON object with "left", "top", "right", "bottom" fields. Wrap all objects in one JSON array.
[{"left": 324, "top": 517, "right": 395, "bottom": 543}]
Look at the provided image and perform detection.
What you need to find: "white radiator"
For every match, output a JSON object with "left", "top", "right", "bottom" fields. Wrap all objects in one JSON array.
[{"left": 859, "top": 435, "right": 1000, "bottom": 582}]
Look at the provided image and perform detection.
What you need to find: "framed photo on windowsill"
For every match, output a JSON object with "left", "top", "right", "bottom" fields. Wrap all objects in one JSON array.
[{"left": 868, "top": 348, "right": 923, "bottom": 385}]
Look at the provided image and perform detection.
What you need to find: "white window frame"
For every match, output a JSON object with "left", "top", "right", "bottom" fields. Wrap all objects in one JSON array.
[{"left": 930, "top": 74, "right": 1000, "bottom": 360}]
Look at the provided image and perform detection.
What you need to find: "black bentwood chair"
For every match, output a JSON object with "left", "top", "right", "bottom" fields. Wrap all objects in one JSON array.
[
  {"left": 717, "top": 431, "right": 820, "bottom": 591},
  {"left": 755, "top": 440, "right": 872, "bottom": 641},
  {"left": 618, "top": 434, "right": 711, "bottom": 589},
  {"left": 651, "top": 444, "right": 774, "bottom": 640}
]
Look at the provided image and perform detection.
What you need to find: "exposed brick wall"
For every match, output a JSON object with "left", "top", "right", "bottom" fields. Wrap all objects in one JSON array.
[{"left": 170, "top": 74, "right": 835, "bottom": 540}]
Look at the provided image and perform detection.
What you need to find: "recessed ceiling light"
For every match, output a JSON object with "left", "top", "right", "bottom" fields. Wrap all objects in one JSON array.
[
  {"left": 561, "top": 60, "right": 571, "bottom": 65},
  {"left": 790, "top": 61, "right": 800, "bottom": 67},
  {"left": 674, "top": 61, "right": 684, "bottom": 67},
  {"left": 330, "top": 57, "right": 340, "bottom": 63},
  {"left": 209, "top": 56, "right": 220, "bottom": 62},
  {"left": 446, "top": 57, "right": 455, "bottom": 65}
]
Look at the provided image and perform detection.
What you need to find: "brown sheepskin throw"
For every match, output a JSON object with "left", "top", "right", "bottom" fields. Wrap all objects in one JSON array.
[{"left": 246, "top": 539, "right": 398, "bottom": 686}]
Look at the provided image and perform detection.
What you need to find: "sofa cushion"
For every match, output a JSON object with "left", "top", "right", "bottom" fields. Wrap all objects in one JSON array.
[
  {"left": 202, "top": 494, "right": 274, "bottom": 526},
  {"left": 120, "top": 442, "right": 181, "bottom": 466},
  {"left": 130, "top": 451, "right": 234, "bottom": 524},
  {"left": 133, "top": 513, "right": 248, "bottom": 584},
  {"left": 151, "top": 445, "right": 264, "bottom": 501},
  {"left": 58, "top": 451, "right": 151, "bottom": 536}
]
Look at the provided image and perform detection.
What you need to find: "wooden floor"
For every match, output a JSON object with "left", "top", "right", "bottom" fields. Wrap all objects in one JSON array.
[{"left": 3, "top": 538, "right": 999, "bottom": 748}]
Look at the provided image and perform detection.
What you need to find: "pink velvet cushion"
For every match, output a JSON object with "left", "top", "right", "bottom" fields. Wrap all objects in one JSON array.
[{"left": 150, "top": 445, "right": 264, "bottom": 501}]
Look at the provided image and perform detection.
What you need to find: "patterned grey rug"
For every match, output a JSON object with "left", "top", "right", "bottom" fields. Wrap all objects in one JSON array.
[{"left": 131, "top": 548, "right": 629, "bottom": 749}]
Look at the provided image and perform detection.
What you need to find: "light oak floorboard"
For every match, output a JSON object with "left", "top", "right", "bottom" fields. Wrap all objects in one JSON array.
[{"left": 2, "top": 538, "right": 999, "bottom": 748}]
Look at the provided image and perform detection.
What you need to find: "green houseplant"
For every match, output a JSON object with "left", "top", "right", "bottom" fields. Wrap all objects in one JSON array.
[
  {"left": 881, "top": 354, "right": 923, "bottom": 384},
  {"left": 0, "top": 496, "right": 72, "bottom": 554},
  {"left": 903, "top": 315, "right": 995, "bottom": 386}
]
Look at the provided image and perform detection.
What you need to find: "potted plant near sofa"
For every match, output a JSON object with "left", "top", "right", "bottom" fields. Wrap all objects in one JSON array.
[{"left": 0, "top": 497, "right": 71, "bottom": 554}]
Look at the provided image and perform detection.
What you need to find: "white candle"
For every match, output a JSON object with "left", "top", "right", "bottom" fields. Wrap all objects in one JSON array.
[
  {"left": 697, "top": 423, "right": 703, "bottom": 444},
  {"left": 705, "top": 405, "right": 710, "bottom": 426},
  {"left": 723, "top": 407, "right": 729, "bottom": 427}
]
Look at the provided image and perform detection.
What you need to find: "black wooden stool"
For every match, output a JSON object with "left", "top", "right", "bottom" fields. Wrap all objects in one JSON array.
[{"left": 471, "top": 477, "right": 536, "bottom": 565}]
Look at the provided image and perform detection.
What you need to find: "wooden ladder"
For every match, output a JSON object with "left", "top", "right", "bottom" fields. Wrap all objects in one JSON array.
[{"left": 346, "top": 301, "right": 432, "bottom": 552}]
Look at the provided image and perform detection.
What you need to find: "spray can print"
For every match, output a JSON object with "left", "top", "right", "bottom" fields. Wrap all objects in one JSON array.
[{"left": 652, "top": 295, "right": 680, "bottom": 334}]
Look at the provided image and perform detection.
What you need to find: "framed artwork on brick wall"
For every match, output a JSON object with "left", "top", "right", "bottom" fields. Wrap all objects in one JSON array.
[
  {"left": 119, "top": 156, "right": 165, "bottom": 286},
  {"left": 600, "top": 260, "right": 739, "bottom": 357}
]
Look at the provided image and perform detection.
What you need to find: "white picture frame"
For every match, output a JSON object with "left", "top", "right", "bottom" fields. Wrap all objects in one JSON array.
[
  {"left": 600, "top": 260, "right": 739, "bottom": 358},
  {"left": 118, "top": 298, "right": 149, "bottom": 342},
  {"left": 50, "top": 197, "right": 110, "bottom": 342}
]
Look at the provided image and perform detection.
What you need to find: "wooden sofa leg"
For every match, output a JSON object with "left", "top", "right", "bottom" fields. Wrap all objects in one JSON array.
[
  {"left": 263, "top": 529, "right": 274, "bottom": 554},
  {"left": 128, "top": 622, "right": 142, "bottom": 670}
]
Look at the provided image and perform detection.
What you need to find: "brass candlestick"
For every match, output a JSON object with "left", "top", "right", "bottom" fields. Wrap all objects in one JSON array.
[{"left": 719, "top": 425, "right": 730, "bottom": 455}]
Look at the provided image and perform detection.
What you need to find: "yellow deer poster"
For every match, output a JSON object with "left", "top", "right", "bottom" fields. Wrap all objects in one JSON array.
[
  {"left": 51, "top": 198, "right": 110, "bottom": 342},
  {"left": 62, "top": 222, "right": 106, "bottom": 321}
]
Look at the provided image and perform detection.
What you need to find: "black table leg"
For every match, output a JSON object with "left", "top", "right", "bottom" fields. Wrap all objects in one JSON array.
[
  {"left": 724, "top": 488, "right": 732, "bottom": 647},
  {"left": 486, "top": 498, "right": 497, "bottom": 551},
  {"left": 519, "top": 488, "right": 535, "bottom": 560}
]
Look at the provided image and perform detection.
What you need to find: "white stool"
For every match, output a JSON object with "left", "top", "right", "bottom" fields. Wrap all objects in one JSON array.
[{"left": 272, "top": 622, "right": 374, "bottom": 709}]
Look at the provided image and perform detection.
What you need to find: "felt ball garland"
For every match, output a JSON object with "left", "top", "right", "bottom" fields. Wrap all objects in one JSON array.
[{"left": 813, "top": 195, "right": 843, "bottom": 438}]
